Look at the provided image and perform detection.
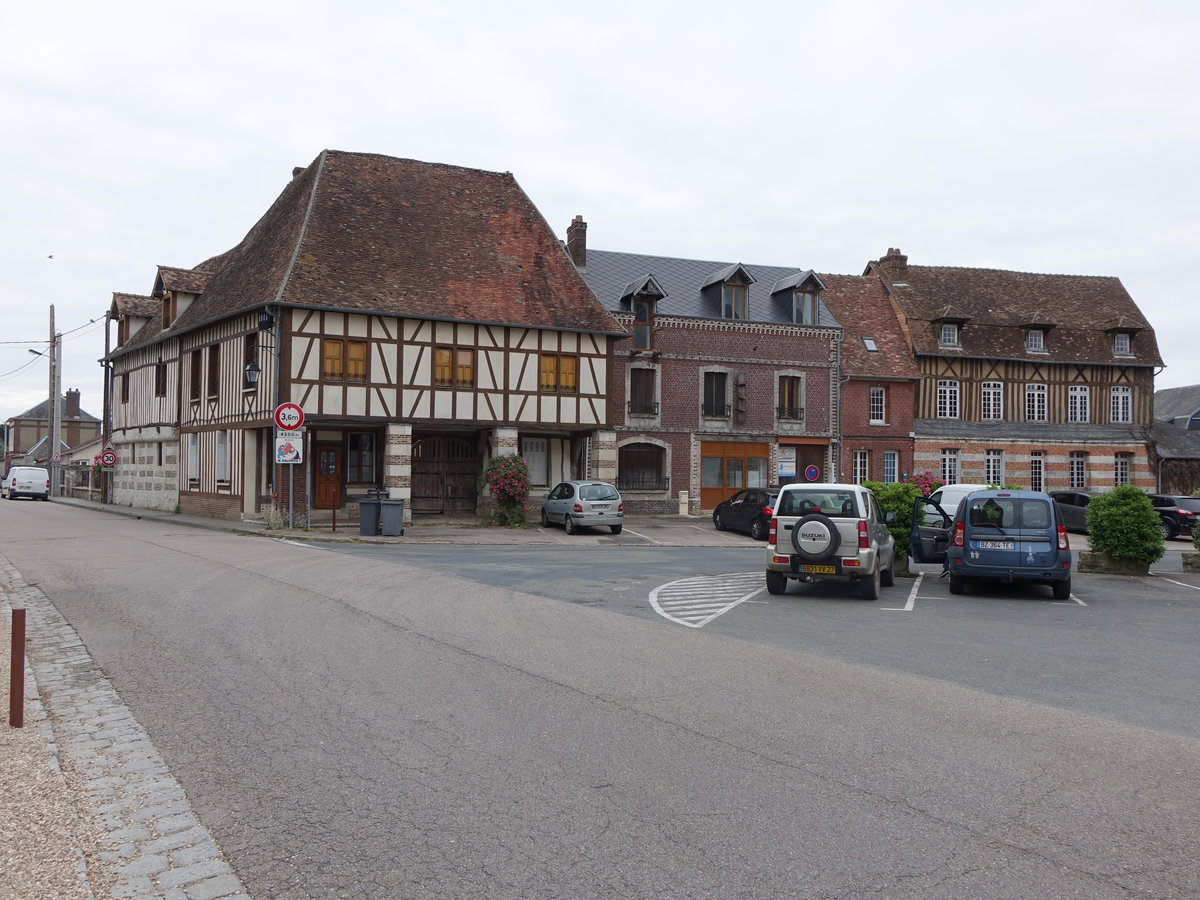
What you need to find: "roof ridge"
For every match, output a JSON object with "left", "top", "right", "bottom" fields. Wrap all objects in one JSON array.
[{"left": 274, "top": 150, "right": 327, "bottom": 304}]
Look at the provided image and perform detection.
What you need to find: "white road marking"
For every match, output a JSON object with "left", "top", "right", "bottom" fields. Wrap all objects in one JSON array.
[
  {"left": 622, "top": 529, "right": 662, "bottom": 545},
  {"left": 881, "top": 574, "right": 922, "bottom": 611},
  {"left": 1156, "top": 577, "right": 1200, "bottom": 591},
  {"left": 649, "top": 572, "right": 764, "bottom": 628}
]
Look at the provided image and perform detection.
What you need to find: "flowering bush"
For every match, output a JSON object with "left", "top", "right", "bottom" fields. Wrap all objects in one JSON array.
[
  {"left": 905, "top": 470, "right": 941, "bottom": 497},
  {"left": 483, "top": 454, "right": 531, "bottom": 527}
]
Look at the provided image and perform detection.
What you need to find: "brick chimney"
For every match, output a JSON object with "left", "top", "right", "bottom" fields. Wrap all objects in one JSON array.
[
  {"left": 879, "top": 247, "right": 908, "bottom": 277},
  {"left": 566, "top": 215, "right": 587, "bottom": 267},
  {"left": 64, "top": 388, "right": 81, "bottom": 419}
]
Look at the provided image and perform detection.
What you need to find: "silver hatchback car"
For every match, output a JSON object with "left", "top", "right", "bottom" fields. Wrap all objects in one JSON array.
[{"left": 541, "top": 481, "right": 624, "bottom": 535}]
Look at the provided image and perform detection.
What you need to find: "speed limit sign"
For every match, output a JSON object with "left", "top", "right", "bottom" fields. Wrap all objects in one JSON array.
[
  {"left": 101, "top": 449, "right": 117, "bottom": 467},
  {"left": 274, "top": 402, "right": 305, "bottom": 430}
]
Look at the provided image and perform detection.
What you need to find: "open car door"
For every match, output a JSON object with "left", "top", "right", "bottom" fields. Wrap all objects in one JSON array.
[{"left": 910, "top": 497, "right": 952, "bottom": 563}]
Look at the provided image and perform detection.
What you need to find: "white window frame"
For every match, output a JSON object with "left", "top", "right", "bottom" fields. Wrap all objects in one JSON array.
[
  {"left": 985, "top": 449, "right": 1004, "bottom": 486},
  {"left": 187, "top": 432, "right": 200, "bottom": 484},
  {"left": 1113, "top": 332, "right": 1131, "bottom": 355},
  {"left": 1114, "top": 452, "right": 1131, "bottom": 486},
  {"left": 1111, "top": 386, "right": 1132, "bottom": 423},
  {"left": 793, "top": 290, "right": 818, "bottom": 325},
  {"left": 981, "top": 381, "right": 1003, "bottom": 421},
  {"left": 936, "top": 379, "right": 960, "bottom": 419},
  {"left": 869, "top": 386, "right": 886, "bottom": 425},
  {"left": 939, "top": 323, "right": 959, "bottom": 346},
  {"left": 882, "top": 450, "right": 898, "bottom": 484},
  {"left": 1070, "top": 451, "right": 1089, "bottom": 489},
  {"left": 852, "top": 450, "right": 869, "bottom": 484},
  {"left": 1026, "top": 329, "right": 1045, "bottom": 351},
  {"left": 1025, "top": 383, "right": 1047, "bottom": 422},
  {"left": 1029, "top": 451, "right": 1044, "bottom": 493},
  {"left": 1068, "top": 385, "right": 1090, "bottom": 423},
  {"left": 941, "top": 448, "right": 959, "bottom": 485},
  {"left": 215, "top": 429, "right": 230, "bottom": 484}
]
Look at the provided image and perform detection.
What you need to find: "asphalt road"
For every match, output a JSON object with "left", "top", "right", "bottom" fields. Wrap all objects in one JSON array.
[{"left": 6, "top": 500, "right": 1200, "bottom": 898}]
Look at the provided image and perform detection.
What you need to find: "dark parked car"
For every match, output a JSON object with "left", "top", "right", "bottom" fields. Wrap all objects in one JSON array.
[
  {"left": 1048, "top": 490, "right": 1092, "bottom": 534},
  {"left": 1147, "top": 493, "right": 1198, "bottom": 540},
  {"left": 713, "top": 488, "right": 780, "bottom": 540}
]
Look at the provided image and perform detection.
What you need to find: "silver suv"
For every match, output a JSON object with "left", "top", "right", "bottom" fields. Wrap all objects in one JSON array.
[{"left": 765, "top": 482, "right": 896, "bottom": 600}]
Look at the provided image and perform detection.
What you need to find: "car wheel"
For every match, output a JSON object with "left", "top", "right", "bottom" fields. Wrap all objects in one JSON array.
[
  {"left": 540, "top": 508, "right": 550, "bottom": 527},
  {"left": 713, "top": 511, "right": 727, "bottom": 531},
  {"left": 880, "top": 556, "right": 895, "bottom": 587},
  {"left": 765, "top": 570, "right": 787, "bottom": 595},
  {"left": 859, "top": 565, "right": 881, "bottom": 600},
  {"left": 610, "top": 525, "right": 622, "bottom": 535},
  {"left": 1161, "top": 520, "right": 1175, "bottom": 541},
  {"left": 564, "top": 515, "right": 577, "bottom": 535},
  {"left": 1052, "top": 577, "right": 1072, "bottom": 600},
  {"left": 948, "top": 574, "right": 966, "bottom": 595},
  {"left": 750, "top": 518, "right": 767, "bottom": 541}
]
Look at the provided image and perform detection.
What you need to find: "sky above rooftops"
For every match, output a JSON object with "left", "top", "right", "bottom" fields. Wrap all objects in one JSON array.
[{"left": 2, "top": 0, "right": 1197, "bottom": 422}]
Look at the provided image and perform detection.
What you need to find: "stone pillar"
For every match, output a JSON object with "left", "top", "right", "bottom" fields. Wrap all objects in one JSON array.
[
  {"left": 591, "top": 429, "right": 617, "bottom": 483},
  {"left": 384, "top": 422, "right": 413, "bottom": 524}
]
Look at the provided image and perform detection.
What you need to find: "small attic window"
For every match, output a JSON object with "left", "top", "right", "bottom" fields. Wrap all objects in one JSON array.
[
  {"left": 161, "top": 293, "right": 177, "bottom": 330},
  {"left": 939, "top": 323, "right": 960, "bottom": 346},
  {"left": 1026, "top": 329, "right": 1045, "bottom": 351},
  {"left": 863, "top": 337, "right": 878, "bottom": 352},
  {"left": 793, "top": 290, "right": 818, "bottom": 325},
  {"left": 722, "top": 284, "right": 747, "bottom": 320},
  {"left": 1113, "top": 332, "right": 1132, "bottom": 356}
]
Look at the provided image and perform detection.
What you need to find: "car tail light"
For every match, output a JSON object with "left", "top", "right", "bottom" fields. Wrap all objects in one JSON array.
[
  {"left": 952, "top": 522, "right": 965, "bottom": 547},
  {"left": 618, "top": 502, "right": 624, "bottom": 513},
  {"left": 857, "top": 520, "right": 869, "bottom": 549},
  {"left": 1177, "top": 508, "right": 1195, "bottom": 518},
  {"left": 1057, "top": 524, "right": 1069, "bottom": 550},
  {"left": 572, "top": 503, "right": 583, "bottom": 513},
  {"left": 769, "top": 517, "right": 778, "bottom": 544},
  {"left": 762, "top": 506, "right": 773, "bottom": 518}
]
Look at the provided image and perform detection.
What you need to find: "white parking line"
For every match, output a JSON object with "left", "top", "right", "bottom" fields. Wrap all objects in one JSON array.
[
  {"left": 1157, "top": 577, "right": 1200, "bottom": 591},
  {"left": 649, "top": 572, "right": 764, "bottom": 628},
  {"left": 622, "top": 529, "right": 662, "bottom": 545},
  {"left": 881, "top": 574, "right": 922, "bottom": 611}
]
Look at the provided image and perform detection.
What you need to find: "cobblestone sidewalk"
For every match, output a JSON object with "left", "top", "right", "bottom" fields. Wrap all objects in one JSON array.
[{"left": 2, "top": 556, "right": 251, "bottom": 900}]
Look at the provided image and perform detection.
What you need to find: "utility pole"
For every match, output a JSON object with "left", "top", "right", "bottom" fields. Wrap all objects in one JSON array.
[{"left": 48, "top": 305, "right": 62, "bottom": 496}]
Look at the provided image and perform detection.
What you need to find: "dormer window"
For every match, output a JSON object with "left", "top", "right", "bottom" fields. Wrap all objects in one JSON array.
[
  {"left": 793, "top": 290, "right": 818, "bottom": 325},
  {"left": 1113, "top": 332, "right": 1131, "bottom": 355},
  {"left": 632, "top": 298, "right": 654, "bottom": 350},
  {"left": 722, "top": 284, "right": 747, "bottom": 320},
  {"left": 161, "top": 293, "right": 177, "bottom": 330},
  {"left": 1026, "top": 329, "right": 1045, "bottom": 351},
  {"left": 939, "top": 323, "right": 959, "bottom": 346}
]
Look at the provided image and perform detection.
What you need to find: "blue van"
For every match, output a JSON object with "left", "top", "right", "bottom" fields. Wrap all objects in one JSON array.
[{"left": 911, "top": 489, "right": 1073, "bottom": 599}]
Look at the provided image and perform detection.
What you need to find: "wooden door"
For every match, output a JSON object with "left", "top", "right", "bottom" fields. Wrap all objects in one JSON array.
[
  {"left": 315, "top": 444, "right": 342, "bottom": 509},
  {"left": 411, "top": 436, "right": 478, "bottom": 514}
]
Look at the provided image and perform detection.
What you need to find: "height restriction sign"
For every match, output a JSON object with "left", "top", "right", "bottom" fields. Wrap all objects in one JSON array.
[{"left": 274, "top": 402, "right": 304, "bottom": 430}]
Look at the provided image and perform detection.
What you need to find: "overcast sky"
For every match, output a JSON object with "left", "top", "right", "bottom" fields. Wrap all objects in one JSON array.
[{"left": 3, "top": 0, "right": 1197, "bottom": 426}]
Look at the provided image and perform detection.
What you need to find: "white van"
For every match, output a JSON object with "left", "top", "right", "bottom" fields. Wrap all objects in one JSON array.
[
  {"left": 920, "top": 483, "right": 991, "bottom": 525},
  {"left": 3, "top": 466, "right": 51, "bottom": 501}
]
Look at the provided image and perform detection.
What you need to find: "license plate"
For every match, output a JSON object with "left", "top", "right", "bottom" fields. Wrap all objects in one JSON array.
[
  {"left": 977, "top": 540, "right": 1015, "bottom": 550},
  {"left": 799, "top": 564, "right": 837, "bottom": 574},
  {"left": 592, "top": 504, "right": 609, "bottom": 511}
]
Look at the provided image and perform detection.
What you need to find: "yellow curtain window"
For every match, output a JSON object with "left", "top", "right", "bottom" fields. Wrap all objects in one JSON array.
[
  {"left": 539, "top": 354, "right": 558, "bottom": 392},
  {"left": 322, "top": 340, "right": 344, "bottom": 380},
  {"left": 346, "top": 341, "right": 367, "bottom": 382},
  {"left": 455, "top": 349, "right": 475, "bottom": 387},
  {"left": 434, "top": 347, "right": 453, "bottom": 386},
  {"left": 559, "top": 355, "right": 577, "bottom": 393}
]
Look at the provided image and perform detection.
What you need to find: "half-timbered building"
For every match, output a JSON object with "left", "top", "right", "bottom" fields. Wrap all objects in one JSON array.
[
  {"left": 107, "top": 151, "right": 625, "bottom": 522},
  {"left": 565, "top": 217, "right": 844, "bottom": 513},
  {"left": 864, "top": 248, "right": 1163, "bottom": 492}
]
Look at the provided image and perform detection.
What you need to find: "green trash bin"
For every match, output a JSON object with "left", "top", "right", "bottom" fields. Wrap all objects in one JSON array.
[
  {"left": 359, "top": 498, "right": 381, "bottom": 536},
  {"left": 379, "top": 499, "right": 406, "bottom": 536}
]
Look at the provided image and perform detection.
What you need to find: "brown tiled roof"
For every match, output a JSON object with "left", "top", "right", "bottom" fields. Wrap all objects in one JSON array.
[
  {"left": 109, "top": 293, "right": 157, "bottom": 318},
  {"left": 118, "top": 151, "right": 621, "bottom": 353},
  {"left": 157, "top": 266, "right": 213, "bottom": 295},
  {"left": 817, "top": 274, "right": 919, "bottom": 379},
  {"left": 867, "top": 254, "right": 1163, "bottom": 367}
]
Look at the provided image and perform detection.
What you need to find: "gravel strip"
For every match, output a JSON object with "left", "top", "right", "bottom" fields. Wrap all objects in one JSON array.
[{"left": 2, "top": 557, "right": 252, "bottom": 900}]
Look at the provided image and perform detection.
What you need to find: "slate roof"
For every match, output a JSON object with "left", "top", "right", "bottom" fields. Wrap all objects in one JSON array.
[
  {"left": 8, "top": 398, "right": 100, "bottom": 422},
  {"left": 1150, "top": 419, "right": 1200, "bottom": 459},
  {"left": 1155, "top": 384, "right": 1200, "bottom": 425},
  {"left": 817, "top": 275, "right": 919, "bottom": 379},
  {"left": 115, "top": 151, "right": 622, "bottom": 355},
  {"left": 866, "top": 251, "right": 1163, "bottom": 367},
  {"left": 915, "top": 419, "right": 1148, "bottom": 443},
  {"left": 577, "top": 248, "right": 840, "bottom": 328}
]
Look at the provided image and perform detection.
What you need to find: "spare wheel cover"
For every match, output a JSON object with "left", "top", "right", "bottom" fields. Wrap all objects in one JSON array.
[{"left": 791, "top": 513, "right": 841, "bottom": 561}]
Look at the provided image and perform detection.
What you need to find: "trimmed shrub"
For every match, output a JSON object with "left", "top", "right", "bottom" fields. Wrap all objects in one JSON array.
[
  {"left": 863, "top": 480, "right": 923, "bottom": 563},
  {"left": 1085, "top": 485, "right": 1164, "bottom": 566}
]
